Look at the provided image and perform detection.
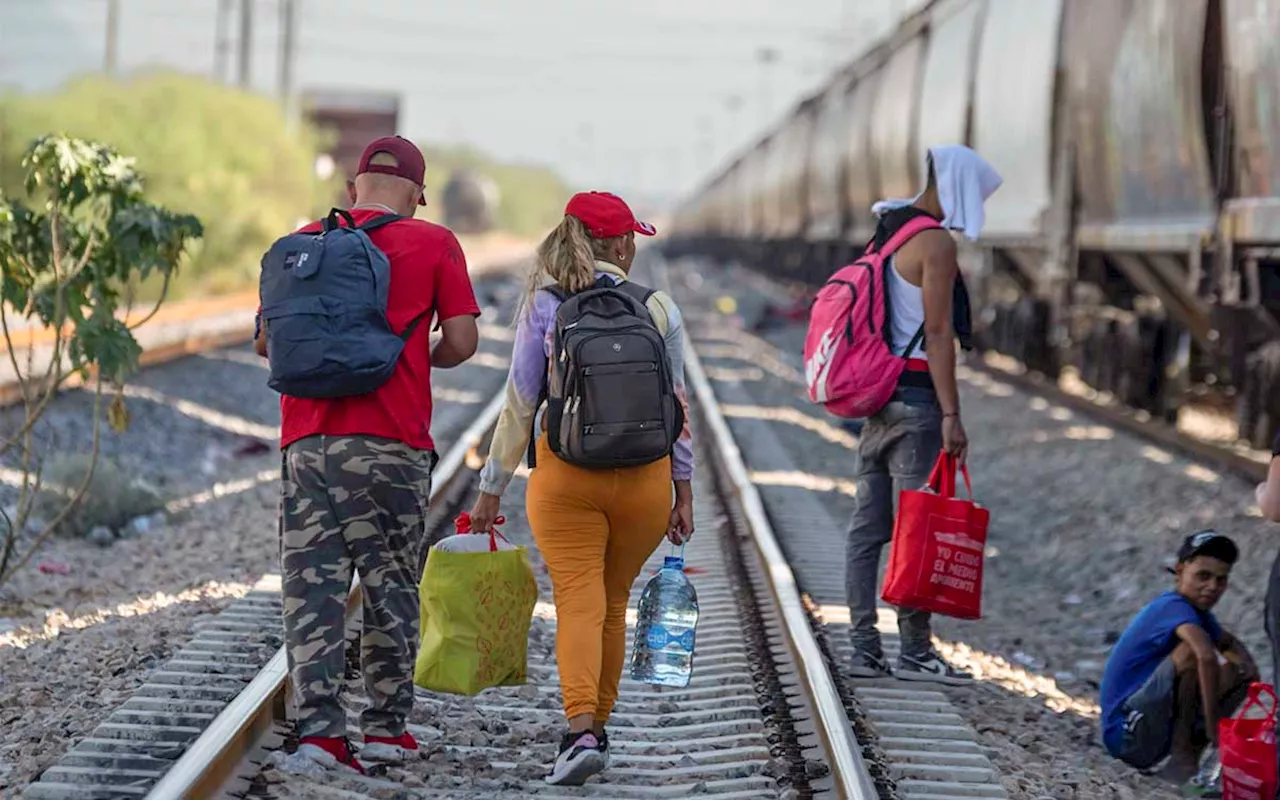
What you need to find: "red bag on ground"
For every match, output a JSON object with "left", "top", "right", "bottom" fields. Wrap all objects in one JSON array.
[
  {"left": 881, "top": 452, "right": 989, "bottom": 620},
  {"left": 1221, "top": 683, "right": 1279, "bottom": 800}
]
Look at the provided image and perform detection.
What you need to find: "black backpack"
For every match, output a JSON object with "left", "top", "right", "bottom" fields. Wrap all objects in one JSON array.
[{"left": 527, "top": 276, "right": 684, "bottom": 470}]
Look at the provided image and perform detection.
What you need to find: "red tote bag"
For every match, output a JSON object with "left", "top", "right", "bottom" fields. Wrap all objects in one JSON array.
[
  {"left": 1221, "top": 682, "right": 1279, "bottom": 800},
  {"left": 881, "top": 452, "right": 990, "bottom": 621}
]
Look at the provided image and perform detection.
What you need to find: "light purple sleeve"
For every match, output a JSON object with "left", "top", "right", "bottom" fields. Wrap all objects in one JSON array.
[{"left": 477, "top": 292, "right": 553, "bottom": 496}]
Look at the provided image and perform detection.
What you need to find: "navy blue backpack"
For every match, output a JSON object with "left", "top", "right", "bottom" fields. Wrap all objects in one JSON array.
[{"left": 258, "top": 208, "right": 428, "bottom": 399}]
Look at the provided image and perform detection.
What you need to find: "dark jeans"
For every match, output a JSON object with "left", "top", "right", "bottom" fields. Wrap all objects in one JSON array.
[
  {"left": 845, "top": 389, "right": 942, "bottom": 660},
  {"left": 1266, "top": 550, "right": 1280, "bottom": 794}
]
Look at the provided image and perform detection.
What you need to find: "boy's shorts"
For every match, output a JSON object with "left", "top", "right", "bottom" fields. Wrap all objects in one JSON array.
[{"left": 1115, "top": 656, "right": 1178, "bottom": 770}]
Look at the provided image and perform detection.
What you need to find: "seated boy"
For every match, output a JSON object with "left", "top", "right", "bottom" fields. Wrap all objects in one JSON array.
[{"left": 1099, "top": 531, "right": 1259, "bottom": 783}]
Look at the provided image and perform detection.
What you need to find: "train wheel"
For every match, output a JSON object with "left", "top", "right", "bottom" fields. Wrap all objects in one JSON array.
[
  {"left": 1015, "top": 298, "right": 1055, "bottom": 377},
  {"left": 1079, "top": 321, "right": 1100, "bottom": 390},
  {"left": 1236, "top": 356, "right": 1260, "bottom": 446},
  {"left": 1112, "top": 319, "right": 1139, "bottom": 407},
  {"left": 1082, "top": 318, "right": 1108, "bottom": 394},
  {"left": 984, "top": 306, "right": 1002, "bottom": 355},
  {"left": 1105, "top": 319, "right": 1123, "bottom": 396},
  {"left": 1254, "top": 342, "right": 1280, "bottom": 449},
  {"left": 1009, "top": 300, "right": 1029, "bottom": 366},
  {"left": 994, "top": 304, "right": 1015, "bottom": 357}
]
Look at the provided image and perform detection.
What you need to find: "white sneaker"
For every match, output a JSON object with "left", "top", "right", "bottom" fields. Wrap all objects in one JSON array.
[
  {"left": 360, "top": 732, "right": 419, "bottom": 764},
  {"left": 275, "top": 737, "right": 366, "bottom": 775},
  {"left": 544, "top": 731, "right": 607, "bottom": 786},
  {"left": 896, "top": 651, "right": 974, "bottom": 686}
]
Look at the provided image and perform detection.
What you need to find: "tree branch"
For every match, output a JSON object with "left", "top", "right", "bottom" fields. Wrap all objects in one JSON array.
[
  {"left": 126, "top": 271, "right": 173, "bottom": 332},
  {"left": 0, "top": 373, "right": 105, "bottom": 585},
  {"left": 0, "top": 205, "right": 80, "bottom": 458}
]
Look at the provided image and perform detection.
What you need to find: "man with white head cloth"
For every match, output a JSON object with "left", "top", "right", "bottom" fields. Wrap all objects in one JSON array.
[{"left": 846, "top": 144, "right": 1002, "bottom": 684}]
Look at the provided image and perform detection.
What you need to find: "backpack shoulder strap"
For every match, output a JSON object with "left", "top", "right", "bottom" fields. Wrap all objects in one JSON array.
[
  {"left": 321, "top": 207, "right": 356, "bottom": 233},
  {"left": 398, "top": 308, "right": 432, "bottom": 342},
  {"left": 541, "top": 284, "right": 568, "bottom": 302},
  {"left": 356, "top": 213, "right": 406, "bottom": 233},
  {"left": 878, "top": 215, "right": 943, "bottom": 259},
  {"left": 612, "top": 279, "right": 656, "bottom": 308},
  {"left": 614, "top": 279, "right": 669, "bottom": 336},
  {"left": 902, "top": 324, "right": 926, "bottom": 359}
]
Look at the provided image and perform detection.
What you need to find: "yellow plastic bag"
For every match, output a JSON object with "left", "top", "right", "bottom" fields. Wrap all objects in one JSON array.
[{"left": 413, "top": 515, "right": 539, "bottom": 696}]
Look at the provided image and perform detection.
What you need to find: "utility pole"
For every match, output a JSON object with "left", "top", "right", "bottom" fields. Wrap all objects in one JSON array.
[
  {"left": 214, "top": 0, "right": 233, "bottom": 82},
  {"left": 237, "top": 0, "right": 253, "bottom": 88},
  {"left": 278, "top": 0, "right": 297, "bottom": 128},
  {"left": 103, "top": 0, "right": 119, "bottom": 75}
]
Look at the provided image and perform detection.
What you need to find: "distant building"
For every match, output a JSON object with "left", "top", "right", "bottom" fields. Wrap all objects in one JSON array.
[{"left": 301, "top": 88, "right": 401, "bottom": 207}]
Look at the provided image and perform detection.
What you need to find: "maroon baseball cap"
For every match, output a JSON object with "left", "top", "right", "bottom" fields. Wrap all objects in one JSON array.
[
  {"left": 356, "top": 136, "right": 427, "bottom": 206},
  {"left": 565, "top": 191, "right": 657, "bottom": 239}
]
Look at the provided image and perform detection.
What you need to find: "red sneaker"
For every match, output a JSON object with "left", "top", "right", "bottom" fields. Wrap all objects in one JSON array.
[
  {"left": 361, "top": 731, "right": 418, "bottom": 764},
  {"left": 295, "top": 736, "right": 366, "bottom": 774}
]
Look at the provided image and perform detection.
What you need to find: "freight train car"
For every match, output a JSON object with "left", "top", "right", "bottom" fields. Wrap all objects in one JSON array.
[
  {"left": 441, "top": 169, "right": 500, "bottom": 235},
  {"left": 665, "top": 0, "right": 1280, "bottom": 448}
]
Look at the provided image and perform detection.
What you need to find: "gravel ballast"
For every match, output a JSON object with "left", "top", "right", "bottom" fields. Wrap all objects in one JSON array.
[
  {"left": 0, "top": 271, "right": 522, "bottom": 798},
  {"left": 656, "top": 256, "right": 1277, "bottom": 800}
]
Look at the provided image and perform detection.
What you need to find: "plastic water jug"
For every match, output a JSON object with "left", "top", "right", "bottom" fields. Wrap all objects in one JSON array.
[{"left": 629, "top": 552, "right": 699, "bottom": 687}]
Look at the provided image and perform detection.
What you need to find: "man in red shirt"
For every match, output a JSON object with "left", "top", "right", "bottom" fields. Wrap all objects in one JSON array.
[{"left": 254, "top": 136, "right": 480, "bottom": 773}]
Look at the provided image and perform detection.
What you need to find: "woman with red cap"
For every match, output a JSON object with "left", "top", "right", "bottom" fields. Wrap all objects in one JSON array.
[{"left": 468, "top": 191, "right": 694, "bottom": 786}]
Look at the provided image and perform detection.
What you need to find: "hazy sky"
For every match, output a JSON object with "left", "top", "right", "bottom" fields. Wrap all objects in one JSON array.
[{"left": 1, "top": 0, "right": 919, "bottom": 203}]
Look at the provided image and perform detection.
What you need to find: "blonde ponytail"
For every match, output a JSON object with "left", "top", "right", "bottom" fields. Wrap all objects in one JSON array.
[{"left": 521, "top": 215, "right": 612, "bottom": 318}]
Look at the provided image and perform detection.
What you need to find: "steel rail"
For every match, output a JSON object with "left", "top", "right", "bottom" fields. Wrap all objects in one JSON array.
[
  {"left": 0, "top": 315, "right": 257, "bottom": 409},
  {"left": 682, "top": 328, "right": 878, "bottom": 799},
  {"left": 146, "top": 388, "right": 508, "bottom": 800}
]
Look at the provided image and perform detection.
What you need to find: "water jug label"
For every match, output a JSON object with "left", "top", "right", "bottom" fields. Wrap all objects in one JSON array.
[
  {"left": 645, "top": 626, "right": 668, "bottom": 649},
  {"left": 676, "top": 629, "right": 696, "bottom": 651},
  {"left": 645, "top": 625, "right": 695, "bottom": 652}
]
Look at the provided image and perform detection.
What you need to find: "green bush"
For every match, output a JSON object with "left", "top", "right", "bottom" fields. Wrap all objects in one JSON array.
[
  {"left": 0, "top": 70, "right": 336, "bottom": 300},
  {"left": 31, "top": 454, "right": 165, "bottom": 540},
  {"left": 0, "top": 72, "right": 574, "bottom": 300}
]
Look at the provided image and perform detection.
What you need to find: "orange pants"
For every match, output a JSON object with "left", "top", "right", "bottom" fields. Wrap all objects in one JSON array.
[{"left": 526, "top": 434, "right": 672, "bottom": 722}]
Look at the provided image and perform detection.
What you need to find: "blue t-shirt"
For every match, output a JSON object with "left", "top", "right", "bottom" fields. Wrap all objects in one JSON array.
[{"left": 1099, "top": 591, "right": 1223, "bottom": 754}]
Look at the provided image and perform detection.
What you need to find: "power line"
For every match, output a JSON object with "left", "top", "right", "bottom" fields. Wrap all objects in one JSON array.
[
  {"left": 19, "top": 0, "right": 839, "bottom": 41},
  {"left": 295, "top": 35, "right": 827, "bottom": 72}
]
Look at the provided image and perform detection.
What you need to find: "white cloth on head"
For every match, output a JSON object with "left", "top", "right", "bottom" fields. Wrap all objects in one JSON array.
[{"left": 870, "top": 145, "right": 1003, "bottom": 241}]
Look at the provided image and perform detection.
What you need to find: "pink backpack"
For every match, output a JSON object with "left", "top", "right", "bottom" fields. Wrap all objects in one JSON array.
[{"left": 803, "top": 215, "right": 941, "bottom": 419}]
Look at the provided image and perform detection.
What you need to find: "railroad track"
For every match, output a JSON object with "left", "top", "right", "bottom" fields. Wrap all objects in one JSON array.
[
  {"left": 17, "top": 284, "right": 895, "bottom": 798},
  {"left": 12, "top": 248, "right": 1069, "bottom": 800},
  {"left": 657, "top": 253, "right": 1280, "bottom": 799}
]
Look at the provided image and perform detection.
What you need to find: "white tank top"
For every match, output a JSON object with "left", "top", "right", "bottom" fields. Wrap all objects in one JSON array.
[{"left": 886, "top": 255, "right": 927, "bottom": 360}]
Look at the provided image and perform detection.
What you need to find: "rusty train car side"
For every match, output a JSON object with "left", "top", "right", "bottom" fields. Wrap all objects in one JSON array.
[{"left": 665, "top": 0, "right": 1280, "bottom": 447}]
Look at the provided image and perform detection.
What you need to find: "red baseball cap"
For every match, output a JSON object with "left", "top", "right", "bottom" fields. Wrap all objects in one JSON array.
[
  {"left": 356, "top": 136, "right": 427, "bottom": 206},
  {"left": 565, "top": 191, "right": 657, "bottom": 239}
]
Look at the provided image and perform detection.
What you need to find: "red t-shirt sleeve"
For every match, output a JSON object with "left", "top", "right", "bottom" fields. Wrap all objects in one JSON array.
[{"left": 434, "top": 231, "right": 481, "bottom": 324}]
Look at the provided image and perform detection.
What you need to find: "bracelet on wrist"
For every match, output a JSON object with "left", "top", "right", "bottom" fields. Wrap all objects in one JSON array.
[{"left": 942, "top": 412, "right": 960, "bottom": 418}]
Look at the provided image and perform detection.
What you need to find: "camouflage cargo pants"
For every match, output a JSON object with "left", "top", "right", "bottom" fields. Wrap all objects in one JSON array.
[{"left": 279, "top": 434, "right": 436, "bottom": 740}]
